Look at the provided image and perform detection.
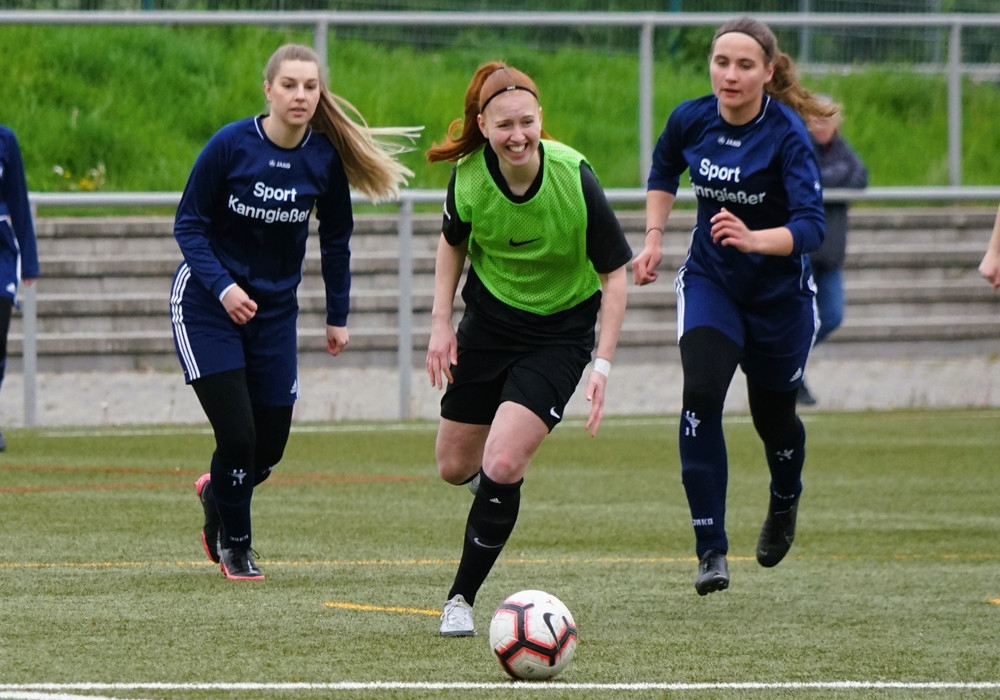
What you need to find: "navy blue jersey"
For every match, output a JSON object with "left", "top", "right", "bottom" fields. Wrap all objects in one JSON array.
[
  {"left": 0, "top": 125, "right": 39, "bottom": 299},
  {"left": 648, "top": 95, "right": 824, "bottom": 304},
  {"left": 174, "top": 116, "right": 353, "bottom": 326}
]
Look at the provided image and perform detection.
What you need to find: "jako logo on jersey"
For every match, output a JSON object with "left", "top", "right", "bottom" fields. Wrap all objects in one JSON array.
[
  {"left": 254, "top": 182, "right": 298, "bottom": 202},
  {"left": 716, "top": 136, "right": 742, "bottom": 148},
  {"left": 268, "top": 159, "right": 292, "bottom": 169}
]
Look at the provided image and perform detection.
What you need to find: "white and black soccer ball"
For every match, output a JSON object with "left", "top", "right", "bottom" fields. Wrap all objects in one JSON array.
[{"left": 488, "top": 589, "right": 578, "bottom": 680}]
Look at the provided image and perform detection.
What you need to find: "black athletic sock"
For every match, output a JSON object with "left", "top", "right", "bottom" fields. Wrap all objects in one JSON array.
[
  {"left": 448, "top": 469, "right": 522, "bottom": 606},
  {"left": 764, "top": 417, "right": 806, "bottom": 501},
  {"left": 210, "top": 452, "right": 254, "bottom": 550},
  {"left": 679, "top": 408, "right": 729, "bottom": 557}
]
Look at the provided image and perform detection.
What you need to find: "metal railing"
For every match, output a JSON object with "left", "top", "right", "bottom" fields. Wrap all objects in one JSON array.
[{"left": 21, "top": 185, "right": 1000, "bottom": 424}]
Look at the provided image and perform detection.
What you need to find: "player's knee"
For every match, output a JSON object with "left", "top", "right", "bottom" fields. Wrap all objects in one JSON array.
[
  {"left": 255, "top": 442, "right": 286, "bottom": 475},
  {"left": 437, "top": 453, "right": 478, "bottom": 485},
  {"left": 683, "top": 381, "right": 726, "bottom": 414},
  {"left": 216, "top": 431, "right": 255, "bottom": 467}
]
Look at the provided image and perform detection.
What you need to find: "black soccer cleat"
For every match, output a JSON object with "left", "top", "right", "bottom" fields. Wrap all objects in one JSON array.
[
  {"left": 695, "top": 549, "right": 730, "bottom": 596},
  {"left": 756, "top": 495, "right": 799, "bottom": 568},
  {"left": 220, "top": 546, "right": 264, "bottom": 581},
  {"left": 195, "top": 473, "right": 222, "bottom": 564}
]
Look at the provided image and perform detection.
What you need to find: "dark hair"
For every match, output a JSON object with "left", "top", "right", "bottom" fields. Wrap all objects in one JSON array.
[
  {"left": 425, "top": 61, "right": 551, "bottom": 164},
  {"left": 711, "top": 16, "right": 837, "bottom": 123}
]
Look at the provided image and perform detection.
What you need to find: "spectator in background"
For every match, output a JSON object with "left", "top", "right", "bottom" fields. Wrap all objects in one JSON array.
[
  {"left": 978, "top": 204, "right": 1000, "bottom": 290},
  {"left": 0, "top": 125, "right": 40, "bottom": 452},
  {"left": 798, "top": 97, "right": 868, "bottom": 406}
]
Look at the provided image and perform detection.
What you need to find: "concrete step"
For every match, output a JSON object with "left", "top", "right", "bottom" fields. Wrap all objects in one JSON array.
[{"left": 9, "top": 207, "right": 998, "bottom": 371}]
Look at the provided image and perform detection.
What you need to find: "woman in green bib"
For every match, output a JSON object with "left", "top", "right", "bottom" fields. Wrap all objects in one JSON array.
[{"left": 425, "top": 61, "right": 632, "bottom": 637}]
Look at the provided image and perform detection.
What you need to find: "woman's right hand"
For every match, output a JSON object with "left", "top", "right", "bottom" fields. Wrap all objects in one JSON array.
[
  {"left": 426, "top": 320, "right": 458, "bottom": 389},
  {"left": 632, "top": 240, "right": 663, "bottom": 286},
  {"left": 979, "top": 251, "right": 1000, "bottom": 290},
  {"left": 221, "top": 285, "right": 258, "bottom": 325}
]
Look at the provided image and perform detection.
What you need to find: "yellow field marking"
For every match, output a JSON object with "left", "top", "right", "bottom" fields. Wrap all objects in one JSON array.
[
  {"left": 324, "top": 601, "right": 440, "bottom": 616},
  {"left": 988, "top": 598, "right": 1000, "bottom": 605}
]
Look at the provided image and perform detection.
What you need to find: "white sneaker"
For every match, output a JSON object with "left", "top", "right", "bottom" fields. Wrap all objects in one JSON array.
[{"left": 439, "top": 594, "right": 476, "bottom": 636}]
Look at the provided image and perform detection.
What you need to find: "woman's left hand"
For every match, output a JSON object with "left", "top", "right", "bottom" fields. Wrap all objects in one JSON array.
[
  {"left": 584, "top": 371, "right": 607, "bottom": 437},
  {"left": 710, "top": 207, "right": 758, "bottom": 252}
]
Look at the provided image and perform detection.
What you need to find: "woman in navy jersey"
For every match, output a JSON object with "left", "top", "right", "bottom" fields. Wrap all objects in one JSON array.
[
  {"left": 633, "top": 16, "right": 830, "bottom": 595},
  {"left": 171, "top": 44, "right": 415, "bottom": 580},
  {"left": 425, "top": 62, "right": 631, "bottom": 635},
  {"left": 0, "top": 125, "right": 39, "bottom": 452}
]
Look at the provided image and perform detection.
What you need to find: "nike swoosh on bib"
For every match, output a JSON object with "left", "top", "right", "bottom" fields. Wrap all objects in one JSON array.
[{"left": 508, "top": 237, "right": 541, "bottom": 247}]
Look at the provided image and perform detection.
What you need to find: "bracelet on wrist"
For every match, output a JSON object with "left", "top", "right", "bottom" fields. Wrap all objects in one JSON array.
[
  {"left": 645, "top": 227, "right": 663, "bottom": 235},
  {"left": 593, "top": 358, "right": 612, "bottom": 377}
]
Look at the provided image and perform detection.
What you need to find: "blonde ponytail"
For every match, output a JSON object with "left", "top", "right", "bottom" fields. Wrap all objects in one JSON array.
[{"left": 312, "top": 90, "right": 421, "bottom": 204}]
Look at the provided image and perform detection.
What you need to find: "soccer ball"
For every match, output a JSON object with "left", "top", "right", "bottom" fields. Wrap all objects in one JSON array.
[{"left": 488, "top": 589, "right": 578, "bottom": 680}]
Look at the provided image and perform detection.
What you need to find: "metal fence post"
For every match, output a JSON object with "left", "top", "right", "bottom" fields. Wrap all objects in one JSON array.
[
  {"left": 397, "top": 196, "right": 414, "bottom": 421},
  {"left": 638, "top": 21, "right": 654, "bottom": 188},
  {"left": 314, "top": 18, "right": 328, "bottom": 72},
  {"left": 947, "top": 20, "right": 962, "bottom": 187},
  {"left": 21, "top": 244, "right": 37, "bottom": 428}
]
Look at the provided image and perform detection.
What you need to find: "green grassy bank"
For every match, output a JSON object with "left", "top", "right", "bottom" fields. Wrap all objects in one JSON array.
[{"left": 1, "top": 24, "right": 999, "bottom": 194}]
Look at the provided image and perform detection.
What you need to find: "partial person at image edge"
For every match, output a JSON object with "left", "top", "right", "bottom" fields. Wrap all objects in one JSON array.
[
  {"left": 0, "top": 125, "right": 40, "bottom": 452},
  {"left": 978, "top": 204, "right": 1000, "bottom": 291}
]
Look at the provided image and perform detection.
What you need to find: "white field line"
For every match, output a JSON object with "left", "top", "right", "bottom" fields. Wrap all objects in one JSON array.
[
  {"left": 3, "top": 681, "right": 1000, "bottom": 692},
  {"left": 0, "top": 692, "right": 153, "bottom": 700},
  {"left": 33, "top": 409, "right": 1000, "bottom": 439}
]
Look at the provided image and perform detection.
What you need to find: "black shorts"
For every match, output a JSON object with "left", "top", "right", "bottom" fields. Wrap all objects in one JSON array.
[{"left": 440, "top": 314, "right": 593, "bottom": 432}]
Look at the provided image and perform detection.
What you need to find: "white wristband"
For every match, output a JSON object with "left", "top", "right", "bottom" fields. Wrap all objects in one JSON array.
[{"left": 593, "top": 358, "right": 612, "bottom": 377}]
